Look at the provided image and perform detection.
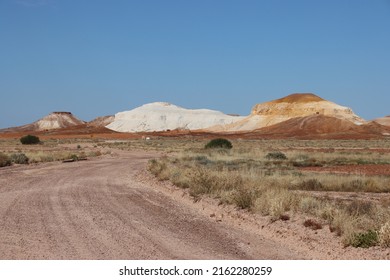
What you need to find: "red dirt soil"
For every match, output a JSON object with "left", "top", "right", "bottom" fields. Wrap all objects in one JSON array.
[{"left": 1, "top": 114, "right": 390, "bottom": 140}]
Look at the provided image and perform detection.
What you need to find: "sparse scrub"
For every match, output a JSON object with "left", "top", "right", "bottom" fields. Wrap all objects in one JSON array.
[
  {"left": 295, "top": 179, "right": 323, "bottom": 191},
  {"left": 266, "top": 151, "right": 287, "bottom": 160},
  {"left": 20, "top": 135, "right": 40, "bottom": 145},
  {"left": 254, "top": 188, "right": 298, "bottom": 220},
  {"left": 232, "top": 186, "right": 255, "bottom": 209},
  {"left": 145, "top": 138, "right": 390, "bottom": 248},
  {"left": 346, "top": 200, "right": 374, "bottom": 216},
  {"left": 350, "top": 230, "right": 379, "bottom": 248},
  {"left": 292, "top": 158, "right": 323, "bottom": 167},
  {"left": 378, "top": 222, "right": 390, "bottom": 247},
  {"left": 0, "top": 152, "right": 11, "bottom": 167},
  {"left": 205, "top": 138, "right": 233, "bottom": 149},
  {"left": 303, "top": 219, "right": 323, "bottom": 230},
  {"left": 10, "top": 153, "right": 29, "bottom": 164}
]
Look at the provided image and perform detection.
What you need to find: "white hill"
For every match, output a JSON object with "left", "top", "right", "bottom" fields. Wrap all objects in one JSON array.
[{"left": 106, "top": 102, "right": 245, "bottom": 132}]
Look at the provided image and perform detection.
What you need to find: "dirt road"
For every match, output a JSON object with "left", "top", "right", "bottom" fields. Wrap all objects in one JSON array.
[{"left": 0, "top": 151, "right": 301, "bottom": 260}]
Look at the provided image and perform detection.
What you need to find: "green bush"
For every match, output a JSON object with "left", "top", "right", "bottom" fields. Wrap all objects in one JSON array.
[
  {"left": 0, "top": 153, "right": 12, "bottom": 167},
  {"left": 20, "top": 135, "right": 40, "bottom": 145},
  {"left": 205, "top": 138, "right": 233, "bottom": 149},
  {"left": 265, "top": 151, "right": 287, "bottom": 160},
  {"left": 351, "top": 230, "right": 379, "bottom": 248},
  {"left": 10, "top": 153, "right": 29, "bottom": 164}
]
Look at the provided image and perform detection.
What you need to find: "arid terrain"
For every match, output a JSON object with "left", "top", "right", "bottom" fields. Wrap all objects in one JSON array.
[
  {"left": 0, "top": 148, "right": 301, "bottom": 259},
  {"left": 1, "top": 93, "right": 390, "bottom": 260},
  {"left": 1, "top": 137, "right": 390, "bottom": 260}
]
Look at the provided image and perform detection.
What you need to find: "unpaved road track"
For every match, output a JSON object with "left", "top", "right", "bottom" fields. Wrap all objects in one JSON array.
[{"left": 0, "top": 151, "right": 301, "bottom": 259}]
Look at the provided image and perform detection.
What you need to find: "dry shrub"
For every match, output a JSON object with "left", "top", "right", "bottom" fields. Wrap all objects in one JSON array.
[
  {"left": 330, "top": 210, "right": 360, "bottom": 246},
  {"left": 295, "top": 179, "right": 324, "bottom": 191},
  {"left": 232, "top": 186, "right": 255, "bottom": 210},
  {"left": 299, "top": 196, "right": 321, "bottom": 215},
  {"left": 346, "top": 200, "right": 374, "bottom": 216},
  {"left": 188, "top": 167, "right": 217, "bottom": 198},
  {"left": 303, "top": 219, "right": 323, "bottom": 230},
  {"left": 170, "top": 168, "right": 191, "bottom": 189},
  {"left": 10, "top": 153, "right": 29, "bottom": 164},
  {"left": 147, "top": 158, "right": 170, "bottom": 180},
  {"left": 280, "top": 214, "right": 290, "bottom": 221},
  {"left": 350, "top": 230, "right": 378, "bottom": 248},
  {"left": 378, "top": 222, "right": 390, "bottom": 248},
  {"left": 0, "top": 153, "right": 11, "bottom": 167},
  {"left": 254, "top": 188, "right": 298, "bottom": 220}
]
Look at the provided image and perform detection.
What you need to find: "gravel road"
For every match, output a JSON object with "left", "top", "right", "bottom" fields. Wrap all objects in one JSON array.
[{"left": 0, "top": 151, "right": 301, "bottom": 260}]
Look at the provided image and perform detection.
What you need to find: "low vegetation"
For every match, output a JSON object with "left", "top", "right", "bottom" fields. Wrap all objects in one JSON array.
[
  {"left": 205, "top": 138, "right": 233, "bottom": 149},
  {"left": 147, "top": 139, "right": 390, "bottom": 248},
  {"left": 20, "top": 135, "right": 40, "bottom": 145},
  {"left": 0, "top": 152, "right": 11, "bottom": 167},
  {"left": 0, "top": 138, "right": 106, "bottom": 166},
  {"left": 266, "top": 151, "right": 287, "bottom": 160},
  {"left": 10, "top": 153, "right": 29, "bottom": 164}
]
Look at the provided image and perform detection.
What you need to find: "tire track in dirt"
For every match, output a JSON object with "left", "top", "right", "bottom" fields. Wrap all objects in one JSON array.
[{"left": 0, "top": 151, "right": 302, "bottom": 260}]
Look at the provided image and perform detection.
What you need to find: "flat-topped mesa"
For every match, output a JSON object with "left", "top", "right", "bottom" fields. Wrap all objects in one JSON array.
[{"left": 51, "top": 111, "right": 73, "bottom": 115}]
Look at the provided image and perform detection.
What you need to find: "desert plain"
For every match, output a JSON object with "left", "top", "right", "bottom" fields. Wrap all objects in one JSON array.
[{"left": 1, "top": 93, "right": 390, "bottom": 260}]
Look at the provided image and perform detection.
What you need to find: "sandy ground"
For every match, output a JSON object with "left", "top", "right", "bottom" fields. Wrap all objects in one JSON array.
[
  {"left": 0, "top": 150, "right": 300, "bottom": 260},
  {"left": 138, "top": 168, "right": 390, "bottom": 260},
  {"left": 1, "top": 150, "right": 389, "bottom": 260}
]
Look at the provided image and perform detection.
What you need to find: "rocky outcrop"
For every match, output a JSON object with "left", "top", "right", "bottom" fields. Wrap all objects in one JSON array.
[
  {"left": 87, "top": 115, "right": 114, "bottom": 127},
  {"left": 209, "top": 93, "right": 366, "bottom": 132},
  {"left": 0, "top": 112, "right": 85, "bottom": 132},
  {"left": 373, "top": 116, "right": 390, "bottom": 127}
]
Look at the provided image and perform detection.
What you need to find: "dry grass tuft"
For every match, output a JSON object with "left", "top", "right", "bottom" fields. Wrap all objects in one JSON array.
[
  {"left": 303, "top": 219, "right": 323, "bottom": 230},
  {"left": 378, "top": 222, "right": 390, "bottom": 248},
  {"left": 145, "top": 138, "right": 390, "bottom": 248}
]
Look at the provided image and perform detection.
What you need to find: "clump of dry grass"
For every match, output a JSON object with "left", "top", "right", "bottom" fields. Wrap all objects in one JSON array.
[
  {"left": 0, "top": 152, "right": 11, "bottom": 167},
  {"left": 303, "top": 219, "right": 323, "bottom": 230},
  {"left": 378, "top": 222, "right": 390, "bottom": 248},
  {"left": 146, "top": 139, "right": 390, "bottom": 248},
  {"left": 253, "top": 187, "right": 298, "bottom": 220}
]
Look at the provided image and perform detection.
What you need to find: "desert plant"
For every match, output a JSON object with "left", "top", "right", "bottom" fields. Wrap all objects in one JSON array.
[
  {"left": 378, "top": 222, "right": 390, "bottom": 248},
  {"left": 205, "top": 138, "right": 233, "bottom": 149},
  {"left": 10, "top": 153, "right": 29, "bottom": 164},
  {"left": 20, "top": 135, "right": 40, "bottom": 145},
  {"left": 265, "top": 151, "right": 287, "bottom": 160},
  {"left": 232, "top": 187, "right": 255, "bottom": 209},
  {"left": 0, "top": 153, "right": 11, "bottom": 167},
  {"left": 303, "top": 219, "right": 323, "bottom": 230},
  {"left": 295, "top": 178, "right": 324, "bottom": 191},
  {"left": 350, "top": 230, "right": 379, "bottom": 248}
]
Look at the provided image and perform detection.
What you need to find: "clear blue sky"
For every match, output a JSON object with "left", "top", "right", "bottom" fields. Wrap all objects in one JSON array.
[{"left": 1, "top": 0, "right": 389, "bottom": 128}]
